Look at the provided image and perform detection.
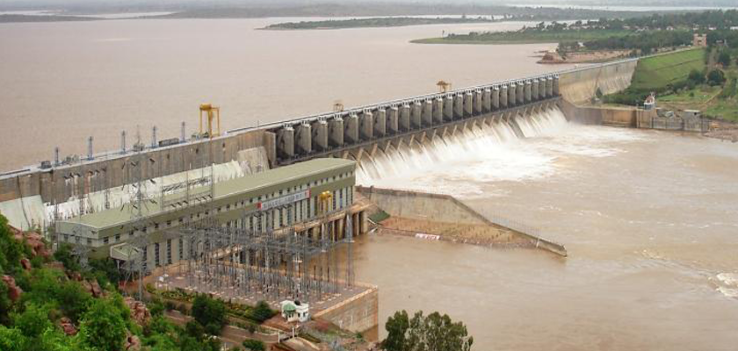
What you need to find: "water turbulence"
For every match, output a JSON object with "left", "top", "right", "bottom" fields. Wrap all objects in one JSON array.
[{"left": 356, "top": 106, "right": 568, "bottom": 195}]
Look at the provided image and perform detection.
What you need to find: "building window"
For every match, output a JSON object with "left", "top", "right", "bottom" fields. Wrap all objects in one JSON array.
[
  {"left": 154, "top": 243, "right": 160, "bottom": 267},
  {"left": 166, "top": 239, "right": 172, "bottom": 265},
  {"left": 166, "top": 220, "right": 171, "bottom": 226},
  {"left": 178, "top": 238, "right": 184, "bottom": 260},
  {"left": 87, "top": 238, "right": 92, "bottom": 245},
  {"left": 142, "top": 246, "right": 148, "bottom": 273},
  {"left": 103, "top": 237, "right": 109, "bottom": 245}
]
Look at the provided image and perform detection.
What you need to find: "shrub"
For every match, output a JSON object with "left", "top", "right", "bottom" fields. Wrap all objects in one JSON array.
[
  {"left": 191, "top": 294, "right": 226, "bottom": 335},
  {"left": 250, "top": 301, "right": 275, "bottom": 323},
  {"left": 707, "top": 69, "right": 727, "bottom": 86},
  {"left": 242, "top": 339, "right": 266, "bottom": 351}
]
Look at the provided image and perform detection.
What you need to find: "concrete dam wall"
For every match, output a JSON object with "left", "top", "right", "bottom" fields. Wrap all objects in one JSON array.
[
  {"left": 0, "top": 59, "right": 639, "bottom": 231},
  {"left": 558, "top": 59, "right": 638, "bottom": 104}
]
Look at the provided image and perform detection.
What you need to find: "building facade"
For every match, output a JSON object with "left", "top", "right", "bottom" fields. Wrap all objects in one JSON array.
[{"left": 55, "top": 158, "right": 367, "bottom": 269}]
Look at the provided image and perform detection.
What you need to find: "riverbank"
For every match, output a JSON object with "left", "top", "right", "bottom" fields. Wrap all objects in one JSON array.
[{"left": 262, "top": 17, "right": 496, "bottom": 30}]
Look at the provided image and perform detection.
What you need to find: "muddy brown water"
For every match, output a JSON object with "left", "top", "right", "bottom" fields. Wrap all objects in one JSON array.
[{"left": 355, "top": 123, "right": 738, "bottom": 351}]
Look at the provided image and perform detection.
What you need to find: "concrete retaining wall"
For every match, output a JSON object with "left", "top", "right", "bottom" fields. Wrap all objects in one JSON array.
[
  {"left": 313, "top": 285, "right": 379, "bottom": 333},
  {"left": 357, "top": 186, "right": 567, "bottom": 257},
  {"left": 558, "top": 60, "right": 637, "bottom": 104},
  {"left": 560, "top": 99, "right": 638, "bottom": 127}
]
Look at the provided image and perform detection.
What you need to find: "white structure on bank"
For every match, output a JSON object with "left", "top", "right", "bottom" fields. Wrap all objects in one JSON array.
[{"left": 280, "top": 300, "right": 310, "bottom": 323}]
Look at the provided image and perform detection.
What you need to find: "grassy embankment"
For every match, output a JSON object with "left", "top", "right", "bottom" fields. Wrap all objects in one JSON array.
[
  {"left": 264, "top": 17, "right": 495, "bottom": 30},
  {"left": 606, "top": 48, "right": 738, "bottom": 121},
  {"left": 412, "top": 29, "right": 630, "bottom": 45}
]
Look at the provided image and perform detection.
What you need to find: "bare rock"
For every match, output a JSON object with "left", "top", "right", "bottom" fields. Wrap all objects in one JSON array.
[
  {"left": 10, "top": 226, "right": 50, "bottom": 258},
  {"left": 124, "top": 297, "right": 152, "bottom": 326},
  {"left": 84, "top": 280, "right": 104, "bottom": 298},
  {"left": 20, "top": 258, "right": 32, "bottom": 271},
  {"left": 2, "top": 275, "right": 23, "bottom": 302},
  {"left": 59, "top": 317, "right": 77, "bottom": 336},
  {"left": 124, "top": 332, "right": 141, "bottom": 351}
]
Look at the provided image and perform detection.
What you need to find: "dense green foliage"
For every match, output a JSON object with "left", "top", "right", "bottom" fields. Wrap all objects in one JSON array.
[
  {"left": 78, "top": 298, "right": 128, "bottom": 351},
  {"left": 416, "top": 10, "right": 738, "bottom": 53},
  {"left": 383, "top": 310, "right": 473, "bottom": 351},
  {"left": 191, "top": 294, "right": 227, "bottom": 335},
  {"left": 250, "top": 300, "right": 276, "bottom": 323},
  {"left": 242, "top": 339, "right": 266, "bottom": 351},
  {"left": 0, "top": 214, "right": 224, "bottom": 351}
]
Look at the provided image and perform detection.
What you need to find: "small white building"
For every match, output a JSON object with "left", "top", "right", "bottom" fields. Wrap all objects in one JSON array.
[{"left": 280, "top": 300, "right": 310, "bottom": 323}]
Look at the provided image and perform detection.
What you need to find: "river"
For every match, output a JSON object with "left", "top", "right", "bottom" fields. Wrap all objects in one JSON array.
[
  {"left": 0, "top": 18, "right": 561, "bottom": 171},
  {"left": 2, "top": 17, "right": 736, "bottom": 351},
  {"left": 355, "top": 109, "right": 738, "bottom": 350}
]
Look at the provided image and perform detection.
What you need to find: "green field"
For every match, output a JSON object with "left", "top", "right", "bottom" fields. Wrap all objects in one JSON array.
[
  {"left": 412, "top": 29, "right": 630, "bottom": 45},
  {"left": 629, "top": 48, "right": 705, "bottom": 90}
]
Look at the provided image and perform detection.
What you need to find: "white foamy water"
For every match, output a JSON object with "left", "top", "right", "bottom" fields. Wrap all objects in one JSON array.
[{"left": 357, "top": 107, "right": 638, "bottom": 197}]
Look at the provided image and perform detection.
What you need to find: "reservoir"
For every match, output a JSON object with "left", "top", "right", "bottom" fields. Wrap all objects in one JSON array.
[{"left": 0, "top": 18, "right": 561, "bottom": 171}]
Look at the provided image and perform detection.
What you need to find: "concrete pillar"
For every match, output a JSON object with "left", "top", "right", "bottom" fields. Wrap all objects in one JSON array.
[
  {"left": 532, "top": 79, "right": 540, "bottom": 101},
  {"left": 483, "top": 89, "right": 492, "bottom": 112},
  {"left": 464, "top": 92, "right": 473, "bottom": 117},
  {"left": 400, "top": 104, "right": 411, "bottom": 131},
  {"left": 524, "top": 81, "right": 532, "bottom": 103},
  {"left": 454, "top": 94, "right": 464, "bottom": 119},
  {"left": 492, "top": 87, "right": 500, "bottom": 109},
  {"left": 345, "top": 114, "right": 359, "bottom": 144},
  {"left": 388, "top": 107, "right": 399, "bottom": 134},
  {"left": 508, "top": 84, "right": 516, "bottom": 106},
  {"left": 422, "top": 100, "right": 433, "bottom": 126},
  {"left": 500, "top": 86, "right": 507, "bottom": 108},
  {"left": 277, "top": 126, "right": 294, "bottom": 158},
  {"left": 312, "top": 120, "right": 328, "bottom": 151},
  {"left": 329, "top": 117, "right": 344, "bottom": 147},
  {"left": 517, "top": 82, "right": 525, "bottom": 105},
  {"left": 444, "top": 96, "right": 454, "bottom": 121},
  {"left": 433, "top": 98, "right": 444, "bottom": 124},
  {"left": 374, "top": 108, "right": 386, "bottom": 137},
  {"left": 296, "top": 123, "right": 311, "bottom": 154},
  {"left": 360, "top": 111, "right": 374, "bottom": 140},
  {"left": 553, "top": 76, "right": 560, "bottom": 95},
  {"left": 411, "top": 101, "right": 422, "bottom": 129},
  {"left": 474, "top": 90, "right": 483, "bottom": 115}
]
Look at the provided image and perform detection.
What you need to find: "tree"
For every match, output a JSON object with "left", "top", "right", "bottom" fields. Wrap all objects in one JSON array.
[
  {"left": 688, "top": 69, "right": 705, "bottom": 84},
  {"left": 707, "top": 69, "right": 727, "bottom": 86},
  {"left": 242, "top": 339, "right": 265, "bottom": 351},
  {"left": 12, "top": 303, "right": 52, "bottom": 338},
  {"left": 382, "top": 310, "right": 473, "bottom": 351},
  {"left": 53, "top": 244, "right": 81, "bottom": 272},
  {"left": 384, "top": 310, "right": 410, "bottom": 351},
  {"left": 251, "top": 300, "right": 275, "bottom": 323},
  {"left": 718, "top": 51, "right": 731, "bottom": 67},
  {"left": 78, "top": 298, "right": 128, "bottom": 351},
  {"left": 190, "top": 294, "right": 226, "bottom": 335}
]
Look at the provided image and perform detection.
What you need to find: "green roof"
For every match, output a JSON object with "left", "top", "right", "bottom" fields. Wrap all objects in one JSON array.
[
  {"left": 63, "top": 158, "right": 355, "bottom": 230},
  {"left": 283, "top": 303, "right": 296, "bottom": 312}
]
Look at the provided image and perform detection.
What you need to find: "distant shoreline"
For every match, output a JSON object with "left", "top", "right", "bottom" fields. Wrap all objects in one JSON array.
[{"left": 261, "top": 17, "right": 498, "bottom": 31}]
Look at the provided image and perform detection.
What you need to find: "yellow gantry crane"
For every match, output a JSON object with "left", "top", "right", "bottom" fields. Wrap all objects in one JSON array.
[{"left": 199, "top": 104, "right": 221, "bottom": 139}]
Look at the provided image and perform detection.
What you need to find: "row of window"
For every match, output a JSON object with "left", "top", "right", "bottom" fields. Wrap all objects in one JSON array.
[{"left": 63, "top": 171, "right": 354, "bottom": 247}]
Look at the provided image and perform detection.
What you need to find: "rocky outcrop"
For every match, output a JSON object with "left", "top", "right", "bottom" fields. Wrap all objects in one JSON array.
[
  {"left": 124, "top": 333, "right": 141, "bottom": 351},
  {"left": 20, "top": 258, "right": 32, "bottom": 271},
  {"left": 1, "top": 275, "right": 22, "bottom": 302},
  {"left": 124, "top": 297, "right": 151, "bottom": 326},
  {"left": 59, "top": 317, "right": 77, "bottom": 336},
  {"left": 83, "top": 280, "right": 104, "bottom": 298},
  {"left": 10, "top": 226, "right": 50, "bottom": 258}
]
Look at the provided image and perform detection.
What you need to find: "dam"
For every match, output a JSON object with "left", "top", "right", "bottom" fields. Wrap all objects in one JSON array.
[{"left": 0, "top": 58, "right": 637, "bottom": 231}]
